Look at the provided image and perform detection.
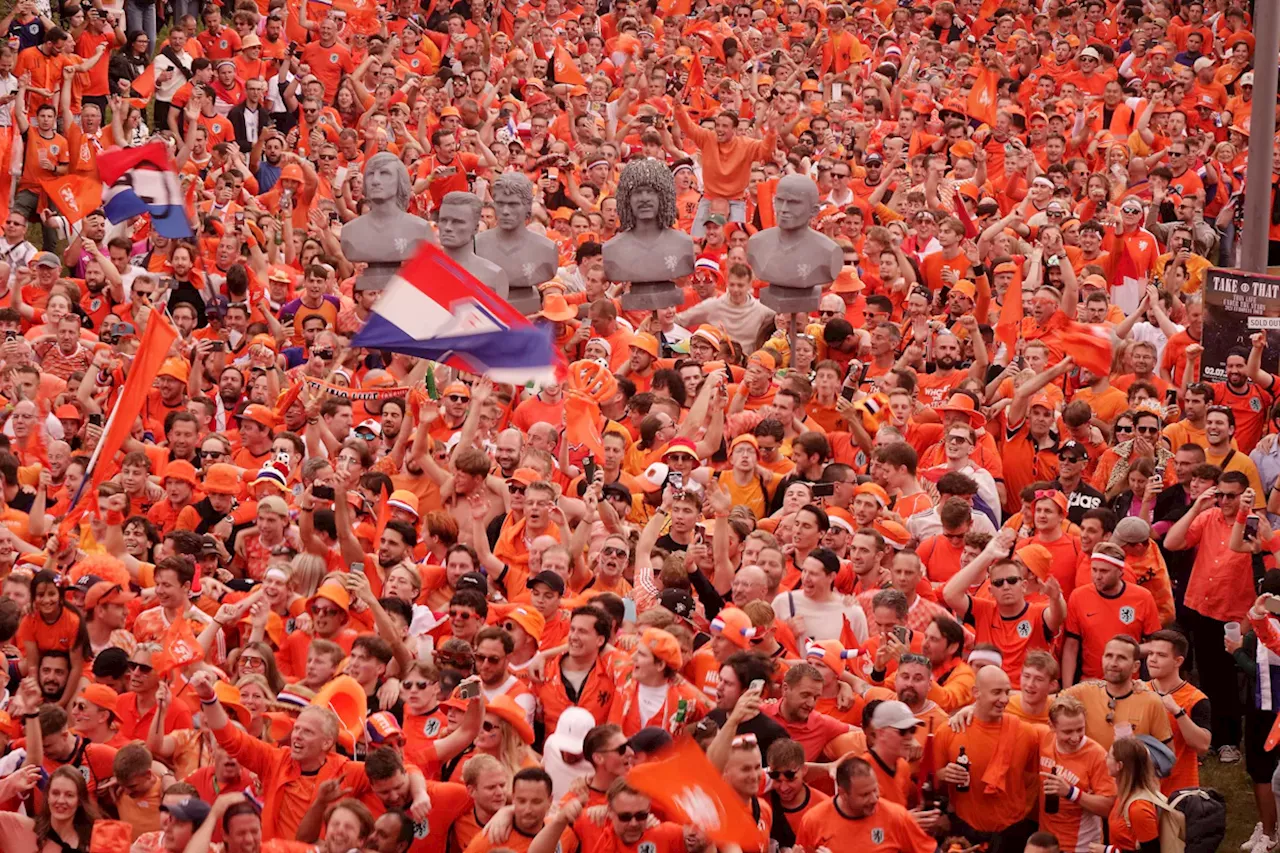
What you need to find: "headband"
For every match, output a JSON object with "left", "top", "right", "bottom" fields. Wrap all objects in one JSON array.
[
  {"left": 968, "top": 649, "right": 1003, "bottom": 668},
  {"left": 1091, "top": 552, "right": 1126, "bottom": 569}
]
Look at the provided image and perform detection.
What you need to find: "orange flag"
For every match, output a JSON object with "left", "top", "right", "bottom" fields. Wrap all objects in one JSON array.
[
  {"left": 564, "top": 393, "right": 604, "bottom": 460},
  {"left": 82, "top": 312, "right": 178, "bottom": 495},
  {"left": 628, "top": 739, "right": 766, "bottom": 849},
  {"left": 554, "top": 45, "right": 586, "bottom": 86},
  {"left": 682, "top": 54, "right": 704, "bottom": 99},
  {"left": 130, "top": 64, "right": 156, "bottom": 100},
  {"left": 840, "top": 614, "right": 861, "bottom": 653},
  {"left": 1059, "top": 322, "right": 1115, "bottom": 377},
  {"left": 966, "top": 66, "right": 999, "bottom": 127},
  {"left": 994, "top": 272, "right": 1023, "bottom": 357},
  {"left": 40, "top": 174, "right": 103, "bottom": 225},
  {"left": 151, "top": 615, "right": 205, "bottom": 677},
  {"left": 1267, "top": 714, "right": 1280, "bottom": 750}
]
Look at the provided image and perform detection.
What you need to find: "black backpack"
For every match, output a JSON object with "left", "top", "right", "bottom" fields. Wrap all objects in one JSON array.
[{"left": 1165, "top": 787, "right": 1228, "bottom": 853}]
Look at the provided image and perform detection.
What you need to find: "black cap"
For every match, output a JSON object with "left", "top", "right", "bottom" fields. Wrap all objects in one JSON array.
[
  {"left": 864, "top": 153, "right": 883, "bottom": 164},
  {"left": 73, "top": 574, "right": 103, "bottom": 593},
  {"left": 161, "top": 797, "right": 212, "bottom": 826},
  {"left": 629, "top": 727, "right": 674, "bottom": 754},
  {"left": 1057, "top": 440, "right": 1089, "bottom": 459},
  {"left": 602, "top": 482, "right": 633, "bottom": 503},
  {"left": 200, "top": 534, "right": 220, "bottom": 556},
  {"left": 659, "top": 589, "right": 697, "bottom": 622},
  {"left": 526, "top": 570, "right": 566, "bottom": 596},
  {"left": 456, "top": 572, "right": 489, "bottom": 594}
]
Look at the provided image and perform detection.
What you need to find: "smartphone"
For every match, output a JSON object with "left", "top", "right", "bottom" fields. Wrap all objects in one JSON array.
[
  {"left": 456, "top": 678, "right": 481, "bottom": 700},
  {"left": 1246, "top": 515, "right": 1259, "bottom": 541},
  {"left": 235, "top": 211, "right": 245, "bottom": 228},
  {"left": 350, "top": 561, "right": 364, "bottom": 575},
  {"left": 208, "top": 340, "right": 225, "bottom": 352},
  {"left": 312, "top": 484, "right": 336, "bottom": 501},
  {"left": 1265, "top": 596, "right": 1280, "bottom": 615},
  {"left": 841, "top": 384, "right": 858, "bottom": 401},
  {"left": 892, "top": 625, "right": 910, "bottom": 644},
  {"left": 1165, "top": 388, "right": 1179, "bottom": 406},
  {"left": 811, "top": 482, "right": 836, "bottom": 498},
  {"left": 749, "top": 679, "right": 766, "bottom": 692},
  {"left": 668, "top": 472, "right": 683, "bottom": 492},
  {"left": 1013, "top": 355, "right": 1026, "bottom": 369},
  {"left": 583, "top": 453, "right": 597, "bottom": 484},
  {"left": 88, "top": 413, "right": 103, "bottom": 426}
]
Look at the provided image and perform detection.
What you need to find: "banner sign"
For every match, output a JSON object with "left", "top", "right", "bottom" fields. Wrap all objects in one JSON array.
[{"left": 1201, "top": 267, "right": 1280, "bottom": 382}]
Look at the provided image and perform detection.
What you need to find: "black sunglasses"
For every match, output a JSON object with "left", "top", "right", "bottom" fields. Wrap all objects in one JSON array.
[
  {"left": 614, "top": 811, "right": 650, "bottom": 823},
  {"left": 990, "top": 577, "right": 1020, "bottom": 588},
  {"left": 403, "top": 681, "right": 430, "bottom": 690},
  {"left": 768, "top": 768, "right": 800, "bottom": 781},
  {"left": 126, "top": 662, "right": 154, "bottom": 674}
]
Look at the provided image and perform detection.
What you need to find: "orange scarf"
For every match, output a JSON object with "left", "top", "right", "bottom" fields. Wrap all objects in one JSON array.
[{"left": 980, "top": 713, "right": 1020, "bottom": 795}]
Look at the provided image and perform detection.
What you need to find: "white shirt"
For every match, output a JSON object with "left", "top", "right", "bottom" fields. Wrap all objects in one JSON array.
[
  {"left": 771, "top": 589, "right": 868, "bottom": 644},
  {"left": 0, "top": 74, "right": 18, "bottom": 128},
  {"left": 154, "top": 51, "right": 193, "bottom": 103}
]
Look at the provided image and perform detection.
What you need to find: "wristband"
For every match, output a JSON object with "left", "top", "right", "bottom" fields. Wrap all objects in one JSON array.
[
  {"left": 1067, "top": 785, "right": 1081, "bottom": 803},
  {"left": 21, "top": 712, "right": 38, "bottom": 720},
  {"left": 103, "top": 510, "right": 125, "bottom": 526},
  {"left": 971, "top": 264, "right": 987, "bottom": 278},
  {"left": 200, "top": 697, "right": 218, "bottom": 706},
  {"left": 1237, "top": 509, "right": 1251, "bottom": 524},
  {"left": 1175, "top": 709, "right": 1186, "bottom": 719}
]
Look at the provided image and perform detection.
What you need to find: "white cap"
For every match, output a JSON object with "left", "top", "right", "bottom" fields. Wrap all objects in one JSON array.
[
  {"left": 870, "top": 700, "right": 926, "bottom": 731},
  {"left": 1193, "top": 56, "right": 1215, "bottom": 72},
  {"left": 1241, "top": 71, "right": 1255, "bottom": 86},
  {"left": 546, "top": 707, "right": 597, "bottom": 756},
  {"left": 1079, "top": 47, "right": 1101, "bottom": 60}
]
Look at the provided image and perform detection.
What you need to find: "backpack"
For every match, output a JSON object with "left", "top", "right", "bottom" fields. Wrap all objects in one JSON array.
[{"left": 1166, "top": 788, "right": 1228, "bottom": 853}]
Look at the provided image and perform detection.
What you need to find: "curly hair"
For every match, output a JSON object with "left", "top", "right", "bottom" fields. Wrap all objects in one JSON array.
[
  {"left": 491, "top": 172, "right": 534, "bottom": 211},
  {"left": 616, "top": 158, "right": 678, "bottom": 231}
]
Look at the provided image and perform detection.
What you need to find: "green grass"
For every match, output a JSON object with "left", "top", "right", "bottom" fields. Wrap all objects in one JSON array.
[{"left": 1203, "top": 753, "right": 1264, "bottom": 851}]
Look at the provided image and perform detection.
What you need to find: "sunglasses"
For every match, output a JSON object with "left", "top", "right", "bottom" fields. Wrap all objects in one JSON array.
[
  {"left": 501, "top": 621, "right": 520, "bottom": 633},
  {"left": 474, "top": 653, "right": 504, "bottom": 665},
  {"left": 482, "top": 720, "right": 499, "bottom": 732},
  {"left": 1135, "top": 426, "right": 1160, "bottom": 435},
  {"left": 241, "top": 656, "right": 266, "bottom": 667},
  {"left": 767, "top": 768, "right": 800, "bottom": 781},
  {"left": 447, "top": 395, "right": 469, "bottom": 403},
  {"left": 1114, "top": 425, "right": 1134, "bottom": 434},
  {"left": 200, "top": 449, "right": 228, "bottom": 458},
  {"left": 311, "top": 605, "right": 342, "bottom": 617},
  {"left": 126, "top": 661, "right": 154, "bottom": 674},
  {"left": 403, "top": 681, "right": 430, "bottom": 690},
  {"left": 1217, "top": 492, "right": 1243, "bottom": 501},
  {"left": 990, "top": 576, "right": 1020, "bottom": 588},
  {"left": 946, "top": 435, "right": 971, "bottom": 444},
  {"left": 1060, "top": 455, "right": 1085, "bottom": 464},
  {"left": 601, "top": 547, "right": 628, "bottom": 558},
  {"left": 1106, "top": 695, "right": 1117, "bottom": 725},
  {"left": 508, "top": 486, "right": 526, "bottom": 495},
  {"left": 597, "top": 743, "right": 632, "bottom": 756},
  {"left": 614, "top": 811, "right": 651, "bottom": 823}
]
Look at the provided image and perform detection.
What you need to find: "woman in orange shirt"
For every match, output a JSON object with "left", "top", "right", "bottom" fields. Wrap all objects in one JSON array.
[
  {"left": 1100, "top": 736, "right": 1164, "bottom": 853},
  {"left": 16, "top": 568, "right": 86, "bottom": 705}
]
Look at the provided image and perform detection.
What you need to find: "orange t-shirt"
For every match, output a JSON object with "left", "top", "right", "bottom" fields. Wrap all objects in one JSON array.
[
  {"left": 1108, "top": 798, "right": 1159, "bottom": 851},
  {"left": 932, "top": 715, "right": 1039, "bottom": 832},
  {"left": 1037, "top": 729, "right": 1116, "bottom": 852},
  {"left": 797, "top": 797, "right": 935, "bottom": 853},
  {"left": 16, "top": 607, "right": 81, "bottom": 653},
  {"left": 1065, "top": 582, "right": 1163, "bottom": 679},
  {"left": 963, "top": 597, "right": 1056, "bottom": 689},
  {"left": 1154, "top": 679, "right": 1208, "bottom": 795}
]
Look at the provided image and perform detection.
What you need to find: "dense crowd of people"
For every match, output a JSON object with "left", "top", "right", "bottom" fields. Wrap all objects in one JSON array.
[{"left": 0, "top": 0, "right": 1275, "bottom": 852}]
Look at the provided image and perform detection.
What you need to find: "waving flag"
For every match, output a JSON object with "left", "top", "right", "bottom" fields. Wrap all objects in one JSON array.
[
  {"left": 129, "top": 64, "right": 156, "bottom": 100},
  {"left": 967, "top": 66, "right": 999, "bottom": 127},
  {"left": 553, "top": 45, "right": 586, "bottom": 86},
  {"left": 98, "top": 141, "right": 193, "bottom": 238},
  {"left": 628, "top": 739, "right": 765, "bottom": 849},
  {"left": 1059, "top": 322, "right": 1115, "bottom": 378},
  {"left": 41, "top": 173, "right": 104, "bottom": 225},
  {"left": 351, "top": 242, "right": 557, "bottom": 385}
]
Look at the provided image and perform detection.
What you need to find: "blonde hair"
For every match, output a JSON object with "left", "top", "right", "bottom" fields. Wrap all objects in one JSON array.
[
  {"left": 1111, "top": 736, "right": 1162, "bottom": 817},
  {"left": 290, "top": 553, "right": 326, "bottom": 598}
]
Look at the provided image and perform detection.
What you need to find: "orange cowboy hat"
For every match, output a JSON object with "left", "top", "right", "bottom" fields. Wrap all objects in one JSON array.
[
  {"left": 485, "top": 694, "right": 535, "bottom": 744},
  {"left": 936, "top": 393, "right": 987, "bottom": 429}
]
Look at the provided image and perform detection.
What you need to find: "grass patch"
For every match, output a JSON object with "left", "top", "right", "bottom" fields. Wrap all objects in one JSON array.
[{"left": 1203, "top": 753, "right": 1264, "bottom": 850}]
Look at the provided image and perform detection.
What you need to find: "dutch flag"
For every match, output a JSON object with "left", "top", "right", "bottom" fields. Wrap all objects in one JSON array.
[
  {"left": 352, "top": 241, "right": 558, "bottom": 386},
  {"left": 98, "top": 141, "right": 193, "bottom": 239}
]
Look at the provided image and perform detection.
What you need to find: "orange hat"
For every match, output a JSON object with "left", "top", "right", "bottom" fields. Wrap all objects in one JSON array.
[
  {"left": 215, "top": 681, "right": 253, "bottom": 728},
  {"left": 951, "top": 280, "right": 977, "bottom": 300},
  {"left": 89, "top": 821, "right": 133, "bottom": 853},
  {"left": 238, "top": 610, "right": 287, "bottom": 648},
  {"left": 690, "top": 325, "right": 723, "bottom": 349},
  {"left": 801, "top": 79, "right": 821, "bottom": 92},
  {"left": 239, "top": 403, "right": 277, "bottom": 429},
  {"left": 1082, "top": 273, "right": 1108, "bottom": 289},
  {"left": 630, "top": 332, "right": 660, "bottom": 359},
  {"left": 994, "top": 262, "right": 1019, "bottom": 275},
  {"left": 486, "top": 694, "right": 535, "bottom": 744},
  {"left": 748, "top": 350, "right": 777, "bottom": 372},
  {"left": 504, "top": 604, "right": 546, "bottom": 642},
  {"left": 307, "top": 582, "right": 351, "bottom": 615},
  {"left": 1015, "top": 543, "right": 1054, "bottom": 582},
  {"left": 729, "top": 433, "right": 759, "bottom": 454},
  {"left": 710, "top": 607, "right": 758, "bottom": 649},
  {"left": 640, "top": 627, "right": 683, "bottom": 670},
  {"left": 805, "top": 639, "right": 857, "bottom": 670},
  {"left": 388, "top": 490, "right": 420, "bottom": 517},
  {"left": 69, "top": 554, "right": 130, "bottom": 588},
  {"left": 249, "top": 333, "right": 277, "bottom": 355},
  {"left": 663, "top": 437, "right": 698, "bottom": 460},
  {"left": 1034, "top": 488, "right": 1069, "bottom": 517},
  {"left": 1196, "top": 93, "right": 1217, "bottom": 109},
  {"left": 85, "top": 581, "right": 135, "bottom": 611},
  {"left": 311, "top": 675, "right": 367, "bottom": 752},
  {"left": 442, "top": 382, "right": 471, "bottom": 399},
  {"left": 163, "top": 460, "right": 199, "bottom": 487},
  {"left": 439, "top": 106, "right": 461, "bottom": 118},
  {"left": 507, "top": 467, "right": 541, "bottom": 487},
  {"left": 829, "top": 270, "right": 863, "bottom": 293},
  {"left": 1028, "top": 392, "right": 1056, "bottom": 412},
  {"left": 826, "top": 506, "right": 856, "bottom": 534},
  {"left": 80, "top": 683, "right": 120, "bottom": 717},
  {"left": 54, "top": 403, "right": 82, "bottom": 421},
  {"left": 935, "top": 393, "right": 986, "bottom": 429},
  {"left": 874, "top": 518, "right": 911, "bottom": 550},
  {"left": 280, "top": 163, "right": 305, "bottom": 183},
  {"left": 538, "top": 293, "right": 577, "bottom": 322},
  {"left": 202, "top": 463, "right": 242, "bottom": 495},
  {"left": 157, "top": 357, "right": 190, "bottom": 383},
  {"left": 950, "top": 139, "right": 976, "bottom": 159},
  {"left": 855, "top": 482, "right": 890, "bottom": 507}
]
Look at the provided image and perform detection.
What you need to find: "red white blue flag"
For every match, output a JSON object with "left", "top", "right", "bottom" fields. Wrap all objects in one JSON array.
[
  {"left": 352, "top": 241, "right": 557, "bottom": 385},
  {"left": 98, "top": 141, "right": 192, "bottom": 239}
]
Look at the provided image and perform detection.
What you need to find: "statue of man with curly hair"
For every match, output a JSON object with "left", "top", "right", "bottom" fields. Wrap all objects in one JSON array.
[{"left": 602, "top": 158, "right": 695, "bottom": 310}]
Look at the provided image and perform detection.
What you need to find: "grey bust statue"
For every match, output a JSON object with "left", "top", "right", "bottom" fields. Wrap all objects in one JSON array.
[
  {"left": 341, "top": 152, "right": 437, "bottom": 291},
  {"left": 602, "top": 158, "right": 694, "bottom": 310},
  {"left": 474, "top": 173, "right": 558, "bottom": 314},
  {"left": 746, "top": 174, "right": 843, "bottom": 311},
  {"left": 438, "top": 191, "right": 510, "bottom": 298}
]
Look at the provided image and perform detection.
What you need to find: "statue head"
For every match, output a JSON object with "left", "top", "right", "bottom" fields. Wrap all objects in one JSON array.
[
  {"left": 438, "top": 191, "right": 484, "bottom": 250},
  {"left": 491, "top": 173, "right": 535, "bottom": 232},
  {"left": 773, "top": 174, "right": 821, "bottom": 231},
  {"left": 363, "top": 152, "right": 412, "bottom": 211},
  {"left": 616, "top": 158, "right": 678, "bottom": 232}
]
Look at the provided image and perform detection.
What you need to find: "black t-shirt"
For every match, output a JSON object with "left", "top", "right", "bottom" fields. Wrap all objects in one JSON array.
[
  {"left": 1054, "top": 479, "right": 1105, "bottom": 525},
  {"left": 705, "top": 708, "right": 789, "bottom": 758}
]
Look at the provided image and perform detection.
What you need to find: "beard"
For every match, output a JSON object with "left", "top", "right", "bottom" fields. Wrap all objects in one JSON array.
[{"left": 937, "top": 355, "right": 957, "bottom": 370}]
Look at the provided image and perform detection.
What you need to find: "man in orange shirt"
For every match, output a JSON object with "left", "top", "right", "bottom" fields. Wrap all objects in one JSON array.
[
  {"left": 1144, "top": 629, "right": 1210, "bottom": 794},
  {"left": 796, "top": 755, "right": 935, "bottom": 853},
  {"left": 14, "top": 27, "right": 72, "bottom": 115},
  {"left": 933, "top": 666, "right": 1040, "bottom": 847},
  {"left": 300, "top": 17, "right": 353, "bottom": 105},
  {"left": 1061, "top": 542, "right": 1162, "bottom": 685},
  {"left": 1036, "top": 695, "right": 1117, "bottom": 851},
  {"left": 674, "top": 103, "right": 777, "bottom": 237}
]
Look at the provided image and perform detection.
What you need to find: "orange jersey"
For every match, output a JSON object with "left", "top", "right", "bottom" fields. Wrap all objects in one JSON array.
[
  {"left": 797, "top": 797, "right": 935, "bottom": 853},
  {"left": 932, "top": 715, "right": 1039, "bottom": 833},
  {"left": 1037, "top": 730, "right": 1115, "bottom": 852},
  {"left": 1152, "top": 679, "right": 1208, "bottom": 795},
  {"left": 962, "top": 597, "right": 1057, "bottom": 688},
  {"left": 1065, "top": 582, "right": 1162, "bottom": 680}
]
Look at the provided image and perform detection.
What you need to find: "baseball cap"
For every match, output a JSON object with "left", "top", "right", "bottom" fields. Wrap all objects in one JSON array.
[
  {"left": 629, "top": 727, "right": 674, "bottom": 754},
  {"left": 161, "top": 797, "right": 212, "bottom": 826},
  {"left": 869, "top": 700, "right": 926, "bottom": 731},
  {"left": 526, "top": 570, "right": 565, "bottom": 596},
  {"left": 659, "top": 588, "right": 697, "bottom": 623},
  {"left": 85, "top": 581, "right": 135, "bottom": 611},
  {"left": 257, "top": 496, "right": 289, "bottom": 516},
  {"left": 456, "top": 572, "right": 489, "bottom": 594},
  {"left": 706, "top": 213, "right": 727, "bottom": 226},
  {"left": 31, "top": 252, "right": 60, "bottom": 269},
  {"left": 354, "top": 419, "right": 381, "bottom": 437},
  {"left": 1057, "top": 440, "right": 1089, "bottom": 460}
]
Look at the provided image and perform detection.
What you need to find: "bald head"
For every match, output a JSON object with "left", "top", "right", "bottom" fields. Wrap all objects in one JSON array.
[
  {"left": 732, "top": 565, "right": 770, "bottom": 606},
  {"left": 974, "top": 665, "right": 1012, "bottom": 722}
]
